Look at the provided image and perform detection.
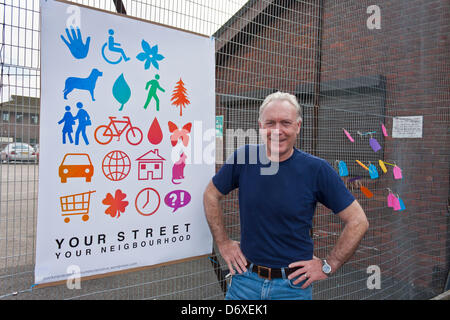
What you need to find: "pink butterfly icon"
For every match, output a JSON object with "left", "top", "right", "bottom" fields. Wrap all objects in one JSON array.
[{"left": 168, "top": 121, "right": 192, "bottom": 147}]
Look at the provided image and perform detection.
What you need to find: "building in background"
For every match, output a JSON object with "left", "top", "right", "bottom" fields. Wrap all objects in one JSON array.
[{"left": 0, "top": 95, "right": 40, "bottom": 147}]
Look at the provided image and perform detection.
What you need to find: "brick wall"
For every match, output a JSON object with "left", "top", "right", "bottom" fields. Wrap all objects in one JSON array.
[
  {"left": 319, "top": 0, "right": 449, "bottom": 295},
  {"left": 215, "top": 0, "right": 449, "bottom": 298}
]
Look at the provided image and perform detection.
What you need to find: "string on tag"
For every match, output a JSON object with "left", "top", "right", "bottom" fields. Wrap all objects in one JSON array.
[
  {"left": 357, "top": 131, "right": 382, "bottom": 152},
  {"left": 381, "top": 161, "right": 403, "bottom": 180}
]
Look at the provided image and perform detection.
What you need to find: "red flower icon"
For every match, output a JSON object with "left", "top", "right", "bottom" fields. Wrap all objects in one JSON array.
[{"left": 102, "top": 189, "right": 128, "bottom": 218}]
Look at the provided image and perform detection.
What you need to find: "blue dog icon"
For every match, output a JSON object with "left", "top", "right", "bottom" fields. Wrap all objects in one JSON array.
[{"left": 63, "top": 68, "right": 103, "bottom": 101}]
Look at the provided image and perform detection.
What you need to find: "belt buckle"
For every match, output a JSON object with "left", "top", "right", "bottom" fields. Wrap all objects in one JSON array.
[{"left": 257, "top": 265, "right": 271, "bottom": 280}]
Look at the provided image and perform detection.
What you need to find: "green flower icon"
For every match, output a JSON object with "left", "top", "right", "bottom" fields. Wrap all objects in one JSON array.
[{"left": 136, "top": 39, "right": 165, "bottom": 70}]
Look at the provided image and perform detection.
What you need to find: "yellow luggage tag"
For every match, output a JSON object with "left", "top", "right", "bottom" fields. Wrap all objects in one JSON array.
[{"left": 378, "top": 160, "right": 387, "bottom": 173}]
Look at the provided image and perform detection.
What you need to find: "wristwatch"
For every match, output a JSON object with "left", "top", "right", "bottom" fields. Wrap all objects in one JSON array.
[{"left": 322, "top": 259, "right": 332, "bottom": 275}]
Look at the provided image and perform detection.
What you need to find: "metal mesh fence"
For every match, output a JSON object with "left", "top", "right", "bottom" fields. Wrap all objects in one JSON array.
[{"left": 0, "top": 0, "right": 449, "bottom": 300}]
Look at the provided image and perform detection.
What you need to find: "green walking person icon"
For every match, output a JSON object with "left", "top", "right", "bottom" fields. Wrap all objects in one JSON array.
[{"left": 143, "top": 74, "right": 165, "bottom": 111}]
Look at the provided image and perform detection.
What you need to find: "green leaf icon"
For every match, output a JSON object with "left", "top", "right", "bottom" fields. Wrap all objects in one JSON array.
[{"left": 113, "top": 73, "right": 131, "bottom": 111}]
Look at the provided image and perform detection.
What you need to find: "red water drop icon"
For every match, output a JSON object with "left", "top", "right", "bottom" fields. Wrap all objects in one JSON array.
[{"left": 148, "top": 117, "right": 163, "bottom": 144}]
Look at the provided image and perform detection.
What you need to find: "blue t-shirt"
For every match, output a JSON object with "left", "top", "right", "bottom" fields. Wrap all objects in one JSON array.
[{"left": 212, "top": 145, "right": 355, "bottom": 268}]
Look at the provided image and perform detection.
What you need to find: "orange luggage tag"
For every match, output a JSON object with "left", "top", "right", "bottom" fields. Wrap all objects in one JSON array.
[
  {"left": 350, "top": 177, "right": 373, "bottom": 199},
  {"left": 360, "top": 185, "right": 373, "bottom": 198},
  {"left": 356, "top": 160, "right": 369, "bottom": 171}
]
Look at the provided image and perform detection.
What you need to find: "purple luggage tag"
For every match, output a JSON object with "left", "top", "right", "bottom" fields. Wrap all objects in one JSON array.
[{"left": 369, "top": 135, "right": 382, "bottom": 152}]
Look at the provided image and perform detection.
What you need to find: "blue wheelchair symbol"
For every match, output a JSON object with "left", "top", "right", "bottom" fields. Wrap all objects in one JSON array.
[{"left": 102, "top": 29, "right": 130, "bottom": 64}]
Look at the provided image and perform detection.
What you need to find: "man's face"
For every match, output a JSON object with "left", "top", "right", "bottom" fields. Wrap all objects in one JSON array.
[{"left": 259, "top": 99, "right": 301, "bottom": 161}]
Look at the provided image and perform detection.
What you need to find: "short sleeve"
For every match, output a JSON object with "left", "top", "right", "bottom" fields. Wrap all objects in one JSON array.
[
  {"left": 315, "top": 160, "right": 355, "bottom": 214},
  {"left": 212, "top": 149, "right": 241, "bottom": 195}
]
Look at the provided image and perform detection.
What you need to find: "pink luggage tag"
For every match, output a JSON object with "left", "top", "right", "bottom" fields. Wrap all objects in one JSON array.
[
  {"left": 392, "top": 195, "right": 401, "bottom": 211},
  {"left": 343, "top": 128, "right": 354, "bottom": 142},
  {"left": 393, "top": 165, "right": 402, "bottom": 180},
  {"left": 381, "top": 123, "right": 388, "bottom": 137},
  {"left": 387, "top": 192, "right": 396, "bottom": 208}
]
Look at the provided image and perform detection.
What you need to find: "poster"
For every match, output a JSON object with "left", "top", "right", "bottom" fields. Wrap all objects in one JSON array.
[
  {"left": 36, "top": 0, "right": 215, "bottom": 285},
  {"left": 392, "top": 116, "right": 423, "bottom": 138}
]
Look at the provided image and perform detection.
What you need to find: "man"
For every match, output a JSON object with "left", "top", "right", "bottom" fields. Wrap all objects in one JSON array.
[
  {"left": 143, "top": 74, "right": 165, "bottom": 111},
  {"left": 74, "top": 102, "right": 91, "bottom": 146},
  {"left": 203, "top": 91, "right": 369, "bottom": 300}
]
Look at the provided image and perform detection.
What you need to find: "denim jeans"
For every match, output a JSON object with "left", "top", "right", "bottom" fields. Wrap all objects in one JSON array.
[{"left": 225, "top": 265, "right": 312, "bottom": 300}]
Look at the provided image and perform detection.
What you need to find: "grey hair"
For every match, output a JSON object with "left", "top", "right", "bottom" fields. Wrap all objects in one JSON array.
[{"left": 258, "top": 91, "right": 303, "bottom": 122}]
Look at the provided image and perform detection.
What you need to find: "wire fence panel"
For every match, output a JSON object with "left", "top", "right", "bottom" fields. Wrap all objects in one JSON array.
[{"left": 0, "top": 0, "right": 449, "bottom": 300}]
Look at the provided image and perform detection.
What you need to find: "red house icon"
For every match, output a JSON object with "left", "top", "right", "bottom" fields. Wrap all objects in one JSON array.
[{"left": 136, "top": 149, "right": 166, "bottom": 180}]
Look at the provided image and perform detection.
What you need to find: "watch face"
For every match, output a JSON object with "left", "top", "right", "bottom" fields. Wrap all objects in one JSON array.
[{"left": 322, "top": 261, "right": 332, "bottom": 274}]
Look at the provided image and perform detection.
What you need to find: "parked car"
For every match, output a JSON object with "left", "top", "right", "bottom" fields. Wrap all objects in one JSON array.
[
  {"left": 1, "top": 143, "right": 37, "bottom": 163},
  {"left": 34, "top": 144, "right": 40, "bottom": 162}
]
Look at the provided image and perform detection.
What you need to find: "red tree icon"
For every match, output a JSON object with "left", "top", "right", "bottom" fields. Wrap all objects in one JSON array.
[{"left": 171, "top": 78, "right": 190, "bottom": 116}]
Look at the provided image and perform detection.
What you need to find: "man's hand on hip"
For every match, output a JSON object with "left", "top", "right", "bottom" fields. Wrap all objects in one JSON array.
[
  {"left": 288, "top": 256, "right": 328, "bottom": 289},
  {"left": 218, "top": 240, "right": 247, "bottom": 275}
]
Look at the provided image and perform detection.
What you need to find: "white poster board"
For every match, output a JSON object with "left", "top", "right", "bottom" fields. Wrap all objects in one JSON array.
[
  {"left": 392, "top": 116, "right": 423, "bottom": 138},
  {"left": 36, "top": 0, "right": 215, "bottom": 286}
]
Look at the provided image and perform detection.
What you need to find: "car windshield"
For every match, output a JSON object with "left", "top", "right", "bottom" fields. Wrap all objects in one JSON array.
[
  {"left": 62, "top": 154, "right": 91, "bottom": 165},
  {"left": 11, "top": 144, "right": 33, "bottom": 151}
]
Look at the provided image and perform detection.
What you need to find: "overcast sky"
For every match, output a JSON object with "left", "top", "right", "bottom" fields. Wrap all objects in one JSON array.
[{"left": 0, "top": 0, "right": 248, "bottom": 100}]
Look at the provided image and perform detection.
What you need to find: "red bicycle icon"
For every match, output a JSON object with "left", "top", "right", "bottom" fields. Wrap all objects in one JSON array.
[{"left": 94, "top": 116, "right": 143, "bottom": 145}]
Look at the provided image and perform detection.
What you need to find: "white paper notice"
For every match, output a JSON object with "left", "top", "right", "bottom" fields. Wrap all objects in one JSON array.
[
  {"left": 36, "top": 0, "right": 215, "bottom": 285},
  {"left": 392, "top": 116, "right": 423, "bottom": 138}
]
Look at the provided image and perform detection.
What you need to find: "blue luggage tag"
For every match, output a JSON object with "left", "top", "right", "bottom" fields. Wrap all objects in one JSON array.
[
  {"left": 397, "top": 196, "right": 406, "bottom": 211},
  {"left": 369, "top": 163, "right": 379, "bottom": 179},
  {"left": 338, "top": 161, "right": 349, "bottom": 177}
]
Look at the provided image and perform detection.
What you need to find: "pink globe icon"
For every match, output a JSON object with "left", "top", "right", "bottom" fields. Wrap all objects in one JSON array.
[{"left": 102, "top": 150, "right": 131, "bottom": 181}]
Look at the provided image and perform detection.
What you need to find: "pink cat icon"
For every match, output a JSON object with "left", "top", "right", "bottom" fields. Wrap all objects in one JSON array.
[{"left": 172, "top": 152, "right": 187, "bottom": 184}]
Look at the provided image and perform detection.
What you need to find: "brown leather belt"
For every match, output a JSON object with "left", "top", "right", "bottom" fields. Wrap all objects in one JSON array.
[{"left": 246, "top": 262, "right": 300, "bottom": 280}]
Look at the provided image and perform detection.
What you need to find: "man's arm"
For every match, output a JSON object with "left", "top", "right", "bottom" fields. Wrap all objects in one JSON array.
[
  {"left": 203, "top": 180, "right": 247, "bottom": 275},
  {"left": 288, "top": 200, "right": 369, "bottom": 288},
  {"left": 326, "top": 200, "right": 369, "bottom": 272}
]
